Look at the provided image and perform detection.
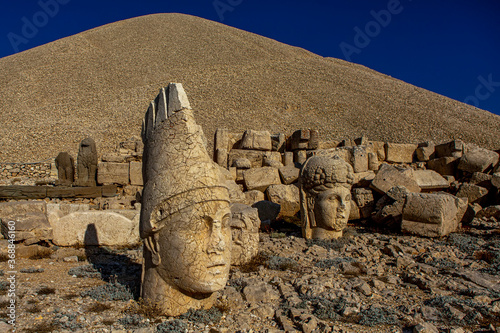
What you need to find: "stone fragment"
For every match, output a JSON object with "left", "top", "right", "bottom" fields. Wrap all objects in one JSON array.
[
  {"left": 470, "top": 172, "right": 493, "bottom": 189},
  {"left": 129, "top": 161, "right": 143, "bottom": 186},
  {"left": 427, "top": 156, "right": 459, "bottom": 176},
  {"left": 295, "top": 150, "right": 307, "bottom": 164},
  {"left": 230, "top": 203, "right": 261, "bottom": 265},
  {"left": 351, "top": 146, "right": 369, "bottom": 173},
  {"left": 243, "top": 282, "right": 280, "bottom": 304},
  {"left": 240, "top": 130, "right": 272, "bottom": 151},
  {"left": 413, "top": 322, "right": 439, "bottom": 333},
  {"left": 244, "top": 190, "right": 265, "bottom": 206},
  {"left": 263, "top": 151, "right": 283, "bottom": 168},
  {"left": 50, "top": 210, "right": 140, "bottom": 246},
  {"left": 243, "top": 167, "right": 281, "bottom": 192},
  {"left": 368, "top": 152, "right": 379, "bottom": 171},
  {"left": 283, "top": 152, "right": 294, "bottom": 167},
  {"left": 167, "top": 82, "right": 191, "bottom": 113},
  {"left": 458, "top": 147, "right": 499, "bottom": 173},
  {"left": 55, "top": 152, "right": 75, "bottom": 185},
  {"left": 300, "top": 155, "right": 354, "bottom": 239},
  {"left": 385, "top": 143, "right": 417, "bottom": 163},
  {"left": 266, "top": 184, "right": 300, "bottom": 218},
  {"left": 271, "top": 133, "right": 286, "bottom": 152},
  {"left": 493, "top": 172, "right": 500, "bottom": 189},
  {"left": 413, "top": 169, "right": 449, "bottom": 191},
  {"left": 97, "top": 162, "right": 129, "bottom": 186},
  {"left": 0, "top": 201, "right": 52, "bottom": 244},
  {"left": 232, "top": 158, "right": 251, "bottom": 169},
  {"left": 278, "top": 166, "right": 300, "bottom": 185},
  {"left": 290, "top": 129, "right": 310, "bottom": 150},
  {"left": 416, "top": 142, "right": 435, "bottom": 162},
  {"left": 476, "top": 205, "right": 500, "bottom": 220},
  {"left": 402, "top": 192, "right": 467, "bottom": 237},
  {"left": 370, "top": 141, "right": 386, "bottom": 161},
  {"left": 353, "top": 188, "right": 375, "bottom": 219},
  {"left": 370, "top": 164, "right": 421, "bottom": 194},
  {"left": 216, "top": 148, "right": 228, "bottom": 168},
  {"left": 435, "top": 140, "right": 464, "bottom": 158},
  {"left": 353, "top": 170, "right": 376, "bottom": 187},
  {"left": 75, "top": 137, "right": 97, "bottom": 187},
  {"left": 372, "top": 186, "right": 408, "bottom": 227},
  {"left": 228, "top": 149, "right": 264, "bottom": 168},
  {"left": 456, "top": 183, "right": 488, "bottom": 204},
  {"left": 215, "top": 128, "right": 229, "bottom": 152},
  {"left": 225, "top": 179, "right": 246, "bottom": 204}
]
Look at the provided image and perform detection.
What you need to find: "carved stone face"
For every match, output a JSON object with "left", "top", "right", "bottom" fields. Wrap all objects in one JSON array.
[
  {"left": 313, "top": 186, "right": 351, "bottom": 232},
  {"left": 230, "top": 204, "right": 260, "bottom": 265},
  {"left": 155, "top": 200, "right": 232, "bottom": 294}
]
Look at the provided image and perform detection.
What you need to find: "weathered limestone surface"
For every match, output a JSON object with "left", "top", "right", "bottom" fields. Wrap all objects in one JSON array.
[
  {"left": 385, "top": 143, "right": 417, "bottom": 164},
  {"left": 97, "top": 162, "right": 129, "bottom": 185},
  {"left": 416, "top": 142, "right": 435, "bottom": 162},
  {"left": 129, "top": 161, "right": 144, "bottom": 186},
  {"left": 75, "top": 137, "right": 97, "bottom": 187},
  {"left": 492, "top": 172, "right": 500, "bottom": 189},
  {"left": 402, "top": 193, "right": 467, "bottom": 237},
  {"left": 456, "top": 183, "right": 489, "bottom": 204},
  {"left": 240, "top": 130, "right": 272, "bottom": 151},
  {"left": 458, "top": 147, "right": 499, "bottom": 173},
  {"left": 427, "top": 157, "right": 459, "bottom": 176},
  {"left": 413, "top": 169, "right": 449, "bottom": 191},
  {"left": 244, "top": 190, "right": 265, "bottom": 206},
  {"left": 230, "top": 203, "right": 261, "bottom": 265},
  {"left": 266, "top": 184, "right": 300, "bottom": 218},
  {"left": 229, "top": 149, "right": 265, "bottom": 168},
  {"left": 49, "top": 210, "right": 139, "bottom": 246},
  {"left": 55, "top": 152, "right": 75, "bottom": 185},
  {"left": 243, "top": 167, "right": 281, "bottom": 192},
  {"left": 300, "top": 155, "right": 354, "bottom": 239},
  {"left": 435, "top": 140, "right": 463, "bottom": 158},
  {"left": 0, "top": 201, "right": 52, "bottom": 244},
  {"left": 370, "top": 164, "right": 421, "bottom": 194},
  {"left": 279, "top": 166, "right": 300, "bottom": 185},
  {"left": 140, "top": 83, "right": 232, "bottom": 316}
]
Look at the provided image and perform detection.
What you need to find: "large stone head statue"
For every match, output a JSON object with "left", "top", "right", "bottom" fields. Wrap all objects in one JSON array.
[
  {"left": 140, "top": 83, "right": 231, "bottom": 316},
  {"left": 300, "top": 155, "right": 354, "bottom": 240}
]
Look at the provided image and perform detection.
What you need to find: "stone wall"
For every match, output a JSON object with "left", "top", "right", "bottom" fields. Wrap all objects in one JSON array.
[{"left": 0, "top": 161, "right": 55, "bottom": 185}]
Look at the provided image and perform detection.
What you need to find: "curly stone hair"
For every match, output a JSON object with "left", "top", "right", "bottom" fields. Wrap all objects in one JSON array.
[{"left": 301, "top": 155, "right": 354, "bottom": 194}]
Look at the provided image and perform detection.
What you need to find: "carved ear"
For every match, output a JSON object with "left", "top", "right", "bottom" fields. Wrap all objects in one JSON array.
[{"left": 145, "top": 234, "right": 161, "bottom": 266}]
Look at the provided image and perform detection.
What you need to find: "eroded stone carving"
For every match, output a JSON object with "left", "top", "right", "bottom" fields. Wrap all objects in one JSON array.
[
  {"left": 230, "top": 203, "right": 261, "bottom": 265},
  {"left": 140, "top": 83, "right": 231, "bottom": 316},
  {"left": 55, "top": 152, "right": 74, "bottom": 185},
  {"left": 75, "top": 138, "right": 97, "bottom": 187},
  {"left": 300, "top": 155, "right": 354, "bottom": 239}
]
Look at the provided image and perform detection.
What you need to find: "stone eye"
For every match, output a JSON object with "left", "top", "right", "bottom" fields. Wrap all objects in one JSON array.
[{"left": 222, "top": 213, "right": 231, "bottom": 228}]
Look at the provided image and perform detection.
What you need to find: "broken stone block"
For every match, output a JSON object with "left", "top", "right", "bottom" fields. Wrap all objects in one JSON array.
[
  {"left": 353, "top": 170, "right": 376, "bottom": 187},
  {"left": 244, "top": 190, "right": 265, "bottom": 206},
  {"left": 351, "top": 146, "right": 369, "bottom": 173},
  {"left": 318, "top": 140, "right": 341, "bottom": 149},
  {"left": 413, "top": 169, "right": 449, "bottom": 191},
  {"left": 402, "top": 192, "right": 466, "bottom": 237},
  {"left": 50, "top": 210, "right": 140, "bottom": 246},
  {"left": 230, "top": 203, "right": 261, "bottom": 266},
  {"left": 0, "top": 201, "right": 52, "bottom": 244},
  {"left": 243, "top": 167, "right": 281, "bottom": 192},
  {"left": 228, "top": 149, "right": 264, "bottom": 168},
  {"left": 290, "top": 129, "right": 311, "bottom": 150},
  {"left": 129, "top": 161, "right": 143, "bottom": 186},
  {"left": 226, "top": 180, "right": 246, "bottom": 204},
  {"left": 427, "top": 156, "right": 459, "bottom": 176},
  {"left": 470, "top": 172, "right": 493, "bottom": 189},
  {"left": 97, "top": 162, "right": 129, "bottom": 186},
  {"left": 492, "top": 172, "right": 500, "bottom": 189},
  {"left": 416, "top": 142, "right": 435, "bottom": 161},
  {"left": 266, "top": 184, "right": 300, "bottom": 218},
  {"left": 243, "top": 282, "right": 280, "bottom": 304},
  {"left": 271, "top": 133, "right": 286, "bottom": 152},
  {"left": 216, "top": 148, "right": 228, "bottom": 168},
  {"left": 263, "top": 151, "right": 283, "bottom": 168},
  {"left": 372, "top": 186, "right": 409, "bottom": 227},
  {"left": 295, "top": 150, "right": 307, "bottom": 164},
  {"left": 458, "top": 147, "right": 499, "bottom": 173},
  {"left": 353, "top": 188, "right": 375, "bottom": 219},
  {"left": 240, "top": 130, "right": 272, "bottom": 151},
  {"left": 435, "top": 140, "right": 464, "bottom": 158},
  {"left": 368, "top": 152, "right": 379, "bottom": 171},
  {"left": 370, "top": 164, "right": 421, "bottom": 194},
  {"left": 232, "top": 158, "right": 251, "bottom": 169},
  {"left": 283, "top": 152, "right": 294, "bottom": 167},
  {"left": 215, "top": 128, "right": 230, "bottom": 152},
  {"left": 279, "top": 166, "right": 300, "bottom": 185},
  {"left": 370, "top": 141, "right": 386, "bottom": 161},
  {"left": 349, "top": 200, "right": 361, "bottom": 220},
  {"left": 385, "top": 143, "right": 417, "bottom": 163},
  {"left": 456, "top": 183, "right": 488, "bottom": 204},
  {"left": 308, "top": 130, "right": 319, "bottom": 150}
]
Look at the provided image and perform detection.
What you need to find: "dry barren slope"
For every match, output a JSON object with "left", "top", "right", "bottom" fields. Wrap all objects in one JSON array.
[{"left": 1, "top": 13, "right": 499, "bottom": 162}]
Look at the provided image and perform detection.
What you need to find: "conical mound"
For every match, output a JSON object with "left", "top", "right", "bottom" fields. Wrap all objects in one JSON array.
[{"left": 1, "top": 13, "right": 499, "bottom": 162}]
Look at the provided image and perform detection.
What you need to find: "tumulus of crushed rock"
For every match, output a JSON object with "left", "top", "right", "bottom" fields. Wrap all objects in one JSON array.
[{"left": 0, "top": 13, "right": 500, "bottom": 162}]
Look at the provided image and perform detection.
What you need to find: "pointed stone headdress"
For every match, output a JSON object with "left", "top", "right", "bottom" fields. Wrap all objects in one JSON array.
[{"left": 140, "top": 83, "right": 230, "bottom": 239}]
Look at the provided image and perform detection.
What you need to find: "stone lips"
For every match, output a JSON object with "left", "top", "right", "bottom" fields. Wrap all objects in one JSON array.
[{"left": 1, "top": 13, "right": 500, "bottom": 163}]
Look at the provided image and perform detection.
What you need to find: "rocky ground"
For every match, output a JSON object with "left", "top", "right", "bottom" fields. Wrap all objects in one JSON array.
[{"left": 2, "top": 216, "right": 500, "bottom": 333}]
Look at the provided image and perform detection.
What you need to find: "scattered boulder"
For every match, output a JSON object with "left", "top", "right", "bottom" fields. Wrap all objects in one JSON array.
[
  {"left": 456, "top": 183, "right": 488, "bottom": 204},
  {"left": 266, "top": 184, "right": 300, "bottom": 218},
  {"left": 458, "top": 147, "right": 499, "bottom": 173},
  {"left": 0, "top": 201, "right": 52, "bottom": 244},
  {"left": 370, "top": 164, "right": 421, "bottom": 194},
  {"left": 413, "top": 169, "right": 449, "bottom": 191},
  {"left": 402, "top": 192, "right": 467, "bottom": 237},
  {"left": 243, "top": 167, "right": 281, "bottom": 192},
  {"left": 278, "top": 166, "right": 300, "bottom": 185},
  {"left": 240, "top": 130, "right": 272, "bottom": 151},
  {"left": 385, "top": 143, "right": 417, "bottom": 163}
]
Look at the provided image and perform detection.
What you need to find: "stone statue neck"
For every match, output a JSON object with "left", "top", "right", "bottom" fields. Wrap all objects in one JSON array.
[{"left": 311, "top": 227, "right": 343, "bottom": 240}]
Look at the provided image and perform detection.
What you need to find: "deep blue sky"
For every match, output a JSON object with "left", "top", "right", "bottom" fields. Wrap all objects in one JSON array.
[{"left": 1, "top": 0, "right": 499, "bottom": 115}]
